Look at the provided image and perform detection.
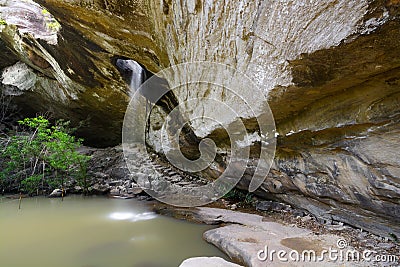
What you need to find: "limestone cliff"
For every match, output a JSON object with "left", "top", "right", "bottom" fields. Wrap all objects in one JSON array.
[{"left": 0, "top": 0, "right": 399, "bottom": 237}]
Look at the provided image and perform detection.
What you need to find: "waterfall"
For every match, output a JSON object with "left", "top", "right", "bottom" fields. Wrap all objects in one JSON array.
[
  {"left": 115, "top": 58, "right": 178, "bottom": 112},
  {"left": 115, "top": 59, "right": 146, "bottom": 96}
]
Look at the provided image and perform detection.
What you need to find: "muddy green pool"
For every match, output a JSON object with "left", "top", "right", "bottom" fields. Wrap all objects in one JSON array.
[{"left": 0, "top": 195, "right": 226, "bottom": 267}]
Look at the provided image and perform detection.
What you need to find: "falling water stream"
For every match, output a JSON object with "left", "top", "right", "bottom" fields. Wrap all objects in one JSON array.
[
  {"left": 0, "top": 195, "right": 227, "bottom": 267},
  {"left": 115, "top": 59, "right": 146, "bottom": 97},
  {"left": 0, "top": 59, "right": 234, "bottom": 267}
]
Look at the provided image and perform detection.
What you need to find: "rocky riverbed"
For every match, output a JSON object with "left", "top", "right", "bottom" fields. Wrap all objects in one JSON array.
[
  {"left": 158, "top": 204, "right": 400, "bottom": 267},
  {"left": 3, "top": 143, "right": 399, "bottom": 266},
  {"left": 57, "top": 144, "right": 400, "bottom": 266},
  {"left": 68, "top": 145, "right": 209, "bottom": 199}
]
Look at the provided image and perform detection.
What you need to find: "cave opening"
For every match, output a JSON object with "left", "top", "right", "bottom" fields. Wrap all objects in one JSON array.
[
  {"left": 113, "top": 57, "right": 201, "bottom": 158},
  {"left": 112, "top": 57, "right": 230, "bottom": 179}
]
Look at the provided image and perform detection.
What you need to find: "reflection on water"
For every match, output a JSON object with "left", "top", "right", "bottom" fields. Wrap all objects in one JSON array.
[
  {"left": 0, "top": 195, "right": 226, "bottom": 267},
  {"left": 108, "top": 211, "right": 157, "bottom": 222}
]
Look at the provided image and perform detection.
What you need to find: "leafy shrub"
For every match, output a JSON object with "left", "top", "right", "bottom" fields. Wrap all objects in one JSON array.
[
  {"left": 0, "top": 116, "right": 90, "bottom": 195},
  {"left": 223, "top": 188, "right": 255, "bottom": 206},
  {"left": 21, "top": 174, "right": 42, "bottom": 195}
]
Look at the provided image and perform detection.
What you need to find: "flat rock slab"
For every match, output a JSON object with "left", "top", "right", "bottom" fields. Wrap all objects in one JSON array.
[
  {"left": 204, "top": 224, "right": 345, "bottom": 267},
  {"left": 179, "top": 257, "right": 243, "bottom": 267},
  {"left": 189, "top": 208, "right": 365, "bottom": 267}
]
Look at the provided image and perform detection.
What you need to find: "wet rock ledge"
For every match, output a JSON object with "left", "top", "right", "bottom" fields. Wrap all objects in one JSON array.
[{"left": 158, "top": 205, "right": 400, "bottom": 267}]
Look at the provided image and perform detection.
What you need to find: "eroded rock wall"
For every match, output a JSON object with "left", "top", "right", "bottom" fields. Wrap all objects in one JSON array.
[{"left": 0, "top": 0, "right": 399, "bottom": 236}]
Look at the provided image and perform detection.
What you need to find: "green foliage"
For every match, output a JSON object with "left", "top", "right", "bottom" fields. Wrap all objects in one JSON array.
[
  {"left": 41, "top": 9, "right": 50, "bottom": 15},
  {"left": 21, "top": 175, "right": 42, "bottom": 195},
  {"left": 223, "top": 188, "right": 246, "bottom": 199},
  {"left": 0, "top": 116, "right": 90, "bottom": 195},
  {"left": 244, "top": 193, "right": 255, "bottom": 205},
  {"left": 74, "top": 158, "right": 89, "bottom": 194},
  {"left": 223, "top": 188, "right": 255, "bottom": 206},
  {"left": 0, "top": 18, "right": 6, "bottom": 26}
]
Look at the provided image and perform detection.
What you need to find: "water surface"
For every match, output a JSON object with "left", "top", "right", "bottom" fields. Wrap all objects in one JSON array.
[{"left": 0, "top": 195, "right": 226, "bottom": 267}]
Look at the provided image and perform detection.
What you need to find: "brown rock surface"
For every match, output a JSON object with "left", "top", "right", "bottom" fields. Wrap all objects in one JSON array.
[{"left": 0, "top": 0, "right": 399, "bottom": 236}]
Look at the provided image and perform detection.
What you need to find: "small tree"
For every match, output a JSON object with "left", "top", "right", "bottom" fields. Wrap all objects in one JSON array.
[{"left": 0, "top": 116, "right": 90, "bottom": 195}]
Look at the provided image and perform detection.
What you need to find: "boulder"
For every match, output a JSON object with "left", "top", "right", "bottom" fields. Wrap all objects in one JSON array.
[
  {"left": 88, "top": 183, "right": 110, "bottom": 195},
  {"left": 48, "top": 189, "right": 63, "bottom": 198}
]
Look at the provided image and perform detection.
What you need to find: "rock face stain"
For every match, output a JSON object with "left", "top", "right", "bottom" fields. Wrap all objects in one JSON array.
[{"left": 0, "top": 0, "right": 400, "bottom": 236}]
